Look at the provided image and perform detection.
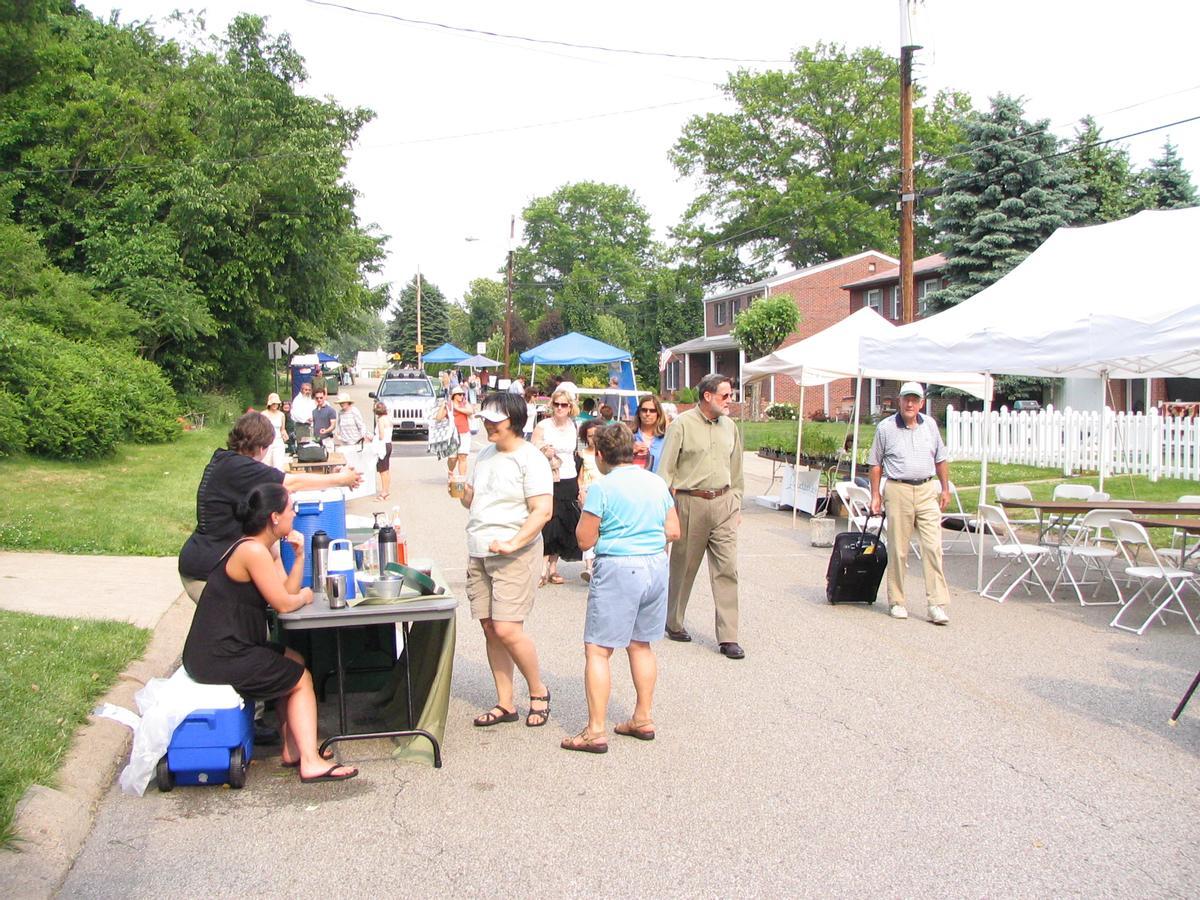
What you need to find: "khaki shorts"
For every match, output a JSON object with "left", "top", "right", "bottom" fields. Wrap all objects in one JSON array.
[{"left": 467, "top": 537, "right": 543, "bottom": 622}]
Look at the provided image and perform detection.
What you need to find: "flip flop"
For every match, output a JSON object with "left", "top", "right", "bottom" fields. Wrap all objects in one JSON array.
[
  {"left": 280, "top": 746, "right": 336, "bottom": 768},
  {"left": 548, "top": 574, "right": 565, "bottom": 585},
  {"left": 300, "top": 764, "right": 358, "bottom": 784},
  {"left": 614, "top": 720, "right": 656, "bottom": 741}
]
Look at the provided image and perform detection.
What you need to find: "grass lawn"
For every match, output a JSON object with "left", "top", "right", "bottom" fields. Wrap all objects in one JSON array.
[
  {"left": 0, "top": 429, "right": 216, "bottom": 556},
  {"left": 0, "top": 610, "right": 149, "bottom": 847}
]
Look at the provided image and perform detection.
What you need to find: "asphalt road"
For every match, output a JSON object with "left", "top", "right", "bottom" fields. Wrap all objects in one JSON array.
[{"left": 58, "top": 391, "right": 1200, "bottom": 898}]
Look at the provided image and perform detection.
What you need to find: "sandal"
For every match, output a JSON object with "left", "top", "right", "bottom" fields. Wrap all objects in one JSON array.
[
  {"left": 548, "top": 574, "right": 565, "bottom": 585},
  {"left": 299, "top": 764, "right": 358, "bottom": 784},
  {"left": 473, "top": 705, "right": 519, "bottom": 727},
  {"left": 526, "top": 689, "right": 551, "bottom": 727},
  {"left": 614, "top": 720, "right": 656, "bottom": 741},
  {"left": 560, "top": 728, "right": 608, "bottom": 754},
  {"left": 538, "top": 572, "right": 549, "bottom": 588}
]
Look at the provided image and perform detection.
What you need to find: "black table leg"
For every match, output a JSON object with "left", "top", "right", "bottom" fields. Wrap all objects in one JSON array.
[
  {"left": 1170, "top": 669, "right": 1200, "bottom": 725},
  {"left": 318, "top": 622, "right": 443, "bottom": 768}
]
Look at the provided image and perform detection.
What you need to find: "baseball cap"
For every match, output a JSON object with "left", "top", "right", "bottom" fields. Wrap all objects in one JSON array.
[
  {"left": 899, "top": 381, "right": 925, "bottom": 398},
  {"left": 477, "top": 406, "right": 509, "bottom": 423}
]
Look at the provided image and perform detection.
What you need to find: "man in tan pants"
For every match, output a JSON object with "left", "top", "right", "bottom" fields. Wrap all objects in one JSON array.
[
  {"left": 658, "top": 373, "right": 746, "bottom": 658},
  {"left": 868, "top": 382, "right": 951, "bottom": 625}
]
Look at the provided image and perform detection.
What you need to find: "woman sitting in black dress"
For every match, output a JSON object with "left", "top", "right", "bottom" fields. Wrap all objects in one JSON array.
[{"left": 182, "top": 483, "right": 357, "bottom": 784}]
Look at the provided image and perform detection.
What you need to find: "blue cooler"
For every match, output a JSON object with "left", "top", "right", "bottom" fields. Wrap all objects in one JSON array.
[
  {"left": 156, "top": 703, "right": 254, "bottom": 791},
  {"left": 280, "top": 489, "right": 347, "bottom": 587}
]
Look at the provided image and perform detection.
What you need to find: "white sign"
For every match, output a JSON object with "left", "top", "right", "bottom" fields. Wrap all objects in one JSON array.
[
  {"left": 267, "top": 336, "right": 300, "bottom": 361},
  {"left": 281, "top": 336, "right": 299, "bottom": 355},
  {"left": 476, "top": 342, "right": 487, "bottom": 354},
  {"left": 778, "top": 467, "right": 821, "bottom": 515}
]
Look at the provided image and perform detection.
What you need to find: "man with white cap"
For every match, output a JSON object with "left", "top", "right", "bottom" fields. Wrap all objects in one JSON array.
[{"left": 867, "top": 382, "right": 952, "bottom": 625}]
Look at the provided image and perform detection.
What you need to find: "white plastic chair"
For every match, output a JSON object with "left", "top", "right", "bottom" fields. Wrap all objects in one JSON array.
[
  {"left": 1050, "top": 508, "right": 1132, "bottom": 606},
  {"left": 835, "top": 482, "right": 876, "bottom": 531},
  {"left": 1043, "top": 483, "right": 1098, "bottom": 544},
  {"left": 994, "top": 484, "right": 1040, "bottom": 529},
  {"left": 977, "top": 504, "right": 1054, "bottom": 603},
  {"left": 1108, "top": 519, "right": 1200, "bottom": 636},
  {"left": 1157, "top": 494, "right": 1200, "bottom": 569},
  {"left": 941, "top": 481, "right": 977, "bottom": 554}
]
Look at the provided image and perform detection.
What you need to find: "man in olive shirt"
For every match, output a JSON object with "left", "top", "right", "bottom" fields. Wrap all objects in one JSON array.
[{"left": 658, "top": 373, "right": 746, "bottom": 659}]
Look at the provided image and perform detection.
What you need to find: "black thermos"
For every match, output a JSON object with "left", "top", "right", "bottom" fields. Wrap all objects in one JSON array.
[
  {"left": 377, "top": 524, "right": 398, "bottom": 571},
  {"left": 311, "top": 530, "right": 331, "bottom": 595}
]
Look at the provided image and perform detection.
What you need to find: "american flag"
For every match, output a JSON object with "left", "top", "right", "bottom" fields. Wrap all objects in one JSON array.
[{"left": 658, "top": 347, "right": 673, "bottom": 371}]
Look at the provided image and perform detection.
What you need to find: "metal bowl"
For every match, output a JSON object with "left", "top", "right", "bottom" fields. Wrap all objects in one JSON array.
[{"left": 367, "top": 573, "right": 404, "bottom": 599}]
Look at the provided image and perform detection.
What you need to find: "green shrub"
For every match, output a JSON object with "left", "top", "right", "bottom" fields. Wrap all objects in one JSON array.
[
  {"left": 0, "top": 315, "right": 179, "bottom": 459},
  {"left": 765, "top": 402, "right": 798, "bottom": 420},
  {"left": 0, "top": 392, "right": 26, "bottom": 455},
  {"left": 675, "top": 386, "right": 699, "bottom": 403}
]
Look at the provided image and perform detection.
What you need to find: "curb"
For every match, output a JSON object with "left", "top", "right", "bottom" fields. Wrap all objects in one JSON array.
[{"left": 0, "top": 593, "right": 194, "bottom": 898}]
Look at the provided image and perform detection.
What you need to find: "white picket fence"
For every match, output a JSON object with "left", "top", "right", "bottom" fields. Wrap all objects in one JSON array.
[{"left": 945, "top": 405, "right": 1200, "bottom": 481}]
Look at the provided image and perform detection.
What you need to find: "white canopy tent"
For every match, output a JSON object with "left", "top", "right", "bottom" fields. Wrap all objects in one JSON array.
[
  {"left": 858, "top": 206, "right": 1200, "bottom": 590},
  {"left": 742, "top": 307, "right": 988, "bottom": 526}
]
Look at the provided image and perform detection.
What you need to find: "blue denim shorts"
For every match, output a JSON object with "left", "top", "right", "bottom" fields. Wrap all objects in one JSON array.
[{"left": 584, "top": 553, "right": 668, "bottom": 648}]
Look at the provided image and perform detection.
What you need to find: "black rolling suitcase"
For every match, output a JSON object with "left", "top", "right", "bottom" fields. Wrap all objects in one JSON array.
[{"left": 826, "top": 513, "right": 888, "bottom": 604}]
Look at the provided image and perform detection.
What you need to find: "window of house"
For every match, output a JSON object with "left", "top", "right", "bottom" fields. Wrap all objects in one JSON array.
[
  {"left": 890, "top": 286, "right": 900, "bottom": 319},
  {"left": 714, "top": 302, "right": 727, "bottom": 326},
  {"left": 731, "top": 298, "right": 740, "bottom": 317},
  {"left": 918, "top": 278, "right": 940, "bottom": 315},
  {"left": 665, "top": 360, "right": 681, "bottom": 390},
  {"left": 866, "top": 288, "right": 882, "bottom": 313}
]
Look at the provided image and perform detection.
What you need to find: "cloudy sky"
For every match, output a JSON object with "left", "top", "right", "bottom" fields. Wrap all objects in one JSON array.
[{"left": 89, "top": 0, "right": 1200, "bottom": 306}]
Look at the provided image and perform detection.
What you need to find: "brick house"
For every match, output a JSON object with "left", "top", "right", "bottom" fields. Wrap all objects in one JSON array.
[{"left": 664, "top": 251, "right": 897, "bottom": 418}]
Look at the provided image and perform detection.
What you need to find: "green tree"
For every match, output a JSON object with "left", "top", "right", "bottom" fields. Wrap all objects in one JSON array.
[
  {"left": 463, "top": 277, "right": 506, "bottom": 346},
  {"left": 1139, "top": 141, "right": 1198, "bottom": 210},
  {"left": 446, "top": 301, "right": 471, "bottom": 351},
  {"left": 512, "top": 181, "right": 655, "bottom": 326},
  {"left": 930, "top": 94, "right": 1090, "bottom": 311},
  {"left": 731, "top": 294, "right": 799, "bottom": 419},
  {"left": 671, "top": 43, "right": 970, "bottom": 286},
  {"left": 386, "top": 274, "right": 450, "bottom": 366},
  {"left": 1070, "top": 116, "right": 1140, "bottom": 223},
  {"left": 534, "top": 308, "right": 565, "bottom": 345}
]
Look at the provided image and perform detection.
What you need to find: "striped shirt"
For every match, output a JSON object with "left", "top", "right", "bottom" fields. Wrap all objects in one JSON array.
[{"left": 867, "top": 412, "right": 947, "bottom": 481}]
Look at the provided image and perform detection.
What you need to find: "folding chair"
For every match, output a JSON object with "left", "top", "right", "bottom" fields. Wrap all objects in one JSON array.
[
  {"left": 977, "top": 504, "right": 1054, "bottom": 603},
  {"left": 1109, "top": 519, "right": 1200, "bottom": 636},
  {"left": 835, "top": 482, "right": 876, "bottom": 531},
  {"left": 1043, "top": 483, "right": 1098, "bottom": 544},
  {"left": 1050, "top": 508, "right": 1133, "bottom": 606},
  {"left": 941, "top": 481, "right": 977, "bottom": 554},
  {"left": 994, "top": 484, "right": 1040, "bottom": 529},
  {"left": 1157, "top": 494, "right": 1200, "bottom": 569}
]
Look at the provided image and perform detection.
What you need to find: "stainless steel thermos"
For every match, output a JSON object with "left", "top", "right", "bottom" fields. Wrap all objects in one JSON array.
[
  {"left": 377, "top": 525, "right": 398, "bottom": 572},
  {"left": 311, "top": 530, "right": 330, "bottom": 598}
]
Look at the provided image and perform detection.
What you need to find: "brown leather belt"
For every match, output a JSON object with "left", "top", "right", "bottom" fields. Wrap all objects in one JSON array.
[{"left": 676, "top": 486, "right": 730, "bottom": 500}]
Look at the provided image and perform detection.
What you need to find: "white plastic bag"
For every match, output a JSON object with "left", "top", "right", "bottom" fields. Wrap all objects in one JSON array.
[{"left": 340, "top": 445, "right": 376, "bottom": 500}]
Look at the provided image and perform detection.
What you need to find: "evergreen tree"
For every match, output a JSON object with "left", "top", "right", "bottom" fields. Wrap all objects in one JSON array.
[
  {"left": 386, "top": 274, "right": 450, "bottom": 366},
  {"left": 1139, "top": 141, "right": 1198, "bottom": 210},
  {"left": 930, "top": 94, "right": 1091, "bottom": 312},
  {"left": 1070, "top": 116, "right": 1140, "bottom": 223}
]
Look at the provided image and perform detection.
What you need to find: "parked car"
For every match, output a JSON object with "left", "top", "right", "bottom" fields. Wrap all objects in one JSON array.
[
  {"left": 1012, "top": 399, "right": 1042, "bottom": 412},
  {"left": 370, "top": 369, "right": 437, "bottom": 438}
]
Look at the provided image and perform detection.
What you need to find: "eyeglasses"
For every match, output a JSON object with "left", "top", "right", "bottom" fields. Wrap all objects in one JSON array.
[
  {"left": 715, "top": 392, "right": 733, "bottom": 400},
  {"left": 552, "top": 402, "right": 571, "bottom": 408},
  {"left": 638, "top": 407, "right": 657, "bottom": 414}
]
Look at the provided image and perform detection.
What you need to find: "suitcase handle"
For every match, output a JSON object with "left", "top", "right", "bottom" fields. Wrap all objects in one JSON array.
[{"left": 858, "top": 512, "right": 885, "bottom": 541}]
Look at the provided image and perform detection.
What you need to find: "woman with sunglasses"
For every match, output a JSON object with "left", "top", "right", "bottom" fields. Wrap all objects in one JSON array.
[
  {"left": 183, "top": 483, "right": 357, "bottom": 784},
  {"left": 532, "top": 389, "right": 582, "bottom": 585},
  {"left": 632, "top": 395, "right": 668, "bottom": 473}
]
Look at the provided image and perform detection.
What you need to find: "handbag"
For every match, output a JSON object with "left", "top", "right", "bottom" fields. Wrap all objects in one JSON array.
[
  {"left": 427, "top": 415, "right": 460, "bottom": 460},
  {"left": 296, "top": 441, "right": 327, "bottom": 463}
]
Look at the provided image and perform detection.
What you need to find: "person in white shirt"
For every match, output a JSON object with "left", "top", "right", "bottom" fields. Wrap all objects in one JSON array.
[
  {"left": 290, "top": 382, "right": 316, "bottom": 440},
  {"left": 461, "top": 392, "right": 554, "bottom": 729}
]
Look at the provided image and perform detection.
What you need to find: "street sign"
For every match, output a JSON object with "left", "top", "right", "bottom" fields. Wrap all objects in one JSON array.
[
  {"left": 415, "top": 343, "right": 424, "bottom": 354},
  {"left": 267, "top": 336, "right": 300, "bottom": 361},
  {"left": 476, "top": 342, "right": 486, "bottom": 354}
]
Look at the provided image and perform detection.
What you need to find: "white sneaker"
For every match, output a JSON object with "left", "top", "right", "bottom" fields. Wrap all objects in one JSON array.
[
  {"left": 889, "top": 604, "right": 908, "bottom": 619},
  {"left": 928, "top": 605, "right": 949, "bottom": 625}
]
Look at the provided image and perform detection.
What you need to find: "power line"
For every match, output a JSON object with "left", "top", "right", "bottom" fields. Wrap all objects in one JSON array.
[{"left": 301, "top": 0, "right": 792, "bottom": 64}]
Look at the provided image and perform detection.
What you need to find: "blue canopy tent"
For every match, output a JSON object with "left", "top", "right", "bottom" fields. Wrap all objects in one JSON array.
[
  {"left": 519, "top": 332, "right": 639, "bottom": 416},
  {"left": 422, "top": 343, "right": 470, "bottom": 364}
]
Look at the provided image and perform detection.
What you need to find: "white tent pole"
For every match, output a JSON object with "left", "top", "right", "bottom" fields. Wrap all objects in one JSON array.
[
  {"left": 629, "top": 360, "right": 639, "bottom": 419},
  {"left": 792, "top": 374, "right": 805, "bottom": 530},
  {"left": 531, "top": 362, "right": 537, "bottom": 391},
  {"left": 850, "top": 370, "right": 864, "bottom": 481},
  {"left": 976, "top": 372, "right": 994, "bottom": 594},
  {"left": 1098, "top": 370, "right": 1110, "bottom": 492}
]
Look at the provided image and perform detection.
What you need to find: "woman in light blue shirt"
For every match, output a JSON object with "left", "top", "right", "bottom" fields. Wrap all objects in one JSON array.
[{"left": 562, "top": 424, "right": 680, "bottom": 753}]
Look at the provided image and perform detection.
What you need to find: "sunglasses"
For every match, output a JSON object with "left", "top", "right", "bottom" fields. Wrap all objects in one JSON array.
[
  {"left": 638, "top": 407, "right": 657, "bottom": 413},
  {"left": 552, "top": 401, "right": 571, "bottom": 408}
]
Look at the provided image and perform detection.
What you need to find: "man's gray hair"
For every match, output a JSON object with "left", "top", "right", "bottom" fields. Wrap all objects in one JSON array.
[{"left": 697, "top": 373, "right": 732, "bottom": 402}]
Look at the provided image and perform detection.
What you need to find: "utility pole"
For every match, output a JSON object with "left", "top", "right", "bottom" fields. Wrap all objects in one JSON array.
[
  {"left": 899, "top": 1, "right": 921, "bottom": 323},
  {"left": 416, "top": 267, "right": 423, "bottom": 370},
  {"left": 504, "top": 214, "right": 515, "bottom": 379}
]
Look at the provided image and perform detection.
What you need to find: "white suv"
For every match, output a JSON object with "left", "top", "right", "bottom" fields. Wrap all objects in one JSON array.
[{"left": 371, "top": 369, "right": 437, "bottom": 438}]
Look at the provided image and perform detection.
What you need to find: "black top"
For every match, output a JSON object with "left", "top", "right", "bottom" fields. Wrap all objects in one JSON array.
[
  {"left": 182, "top": 539, "right": 304, "bottom": 700},
  {"left": 312, "top": 404, "right": 336, "bottom": 438},
  {"left": 178, "top": 449, "right": 285, "bottom": 580}
]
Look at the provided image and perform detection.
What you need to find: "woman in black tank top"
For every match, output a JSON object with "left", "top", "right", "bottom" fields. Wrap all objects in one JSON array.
[{"left": 182, "top": 484, "right": 357, "bottom": 784}]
